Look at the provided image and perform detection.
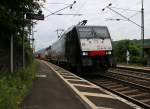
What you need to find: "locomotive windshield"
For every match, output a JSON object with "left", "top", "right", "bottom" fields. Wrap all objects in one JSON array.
[
  {"left": 78, "top": 27, "right": 109, "bottom": 38},
  {"left": 93, "top": 27, "right": 109, "bottom": 38},
  {"left": 78, "top": 27, "right": 93, "bottom": 38}
]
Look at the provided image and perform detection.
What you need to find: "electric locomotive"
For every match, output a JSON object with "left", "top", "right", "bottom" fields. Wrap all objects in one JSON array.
[{"left": 50, "top": 25, "right": 115, "bottom": 73}]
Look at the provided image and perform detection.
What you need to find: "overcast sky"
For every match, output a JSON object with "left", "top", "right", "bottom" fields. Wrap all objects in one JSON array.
[{"left": 34, "top": 0, "right": 150, "bottom": 51}]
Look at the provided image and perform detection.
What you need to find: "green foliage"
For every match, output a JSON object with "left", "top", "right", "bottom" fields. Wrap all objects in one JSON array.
[
  {"left": 0, "top": 0, "right": 41, "bottom": 44},
  {"left": 0, "top": 61, "right": 38, "bottom": 109},
  {"left": 114, "top": 39, "right": 146, "bottom": 65},
  {"left": 0, "top": 0, "right": 45, "bottom": 71},
  {"left": 114, "top": 40, "right": 130, "bottom": 62}
]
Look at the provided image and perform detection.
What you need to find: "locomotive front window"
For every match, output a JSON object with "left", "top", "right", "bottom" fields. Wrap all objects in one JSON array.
[
  {"left": 78, "top": 27, "right": 109, "bottom": 38},
  {"left": 93, "top": 27, "right": 109, "bottom": 38},
  {"left": 78, "top": 27, "right": 93, "bottom": 38}
]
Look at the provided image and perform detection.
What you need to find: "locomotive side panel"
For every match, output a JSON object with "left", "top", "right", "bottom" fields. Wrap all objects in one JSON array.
[
  {"left": 51, "top": 35, "right": 67, "bottom": 63},
  {"left": 65, "top": 28, "right": 81, "bottom": 67}
]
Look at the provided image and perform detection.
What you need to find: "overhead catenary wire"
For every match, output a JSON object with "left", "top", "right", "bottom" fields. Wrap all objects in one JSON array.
[
  {"left": 105, "top": 11, "right": 140, "bottom": 21},
  {"left": 107, "top": 9, "right": 129, "bottom": 20},
  {"left": 33, "top": 1, "right": 77, "bottom": 23},
  {"left": 43, "top": 2, "right": 71, "bottom": 5},
  {"left": 111, "top": 7, "right": 141, "bottom": 12},
  {"left": 42, "top": 6, "right": 82, "bottom": 16},
  {"left": 45, "top": 1, "right": 76, "bottom": 18},
  {"left": 104, "top": 18, "right": 127, "bottom": 21},
  {"left": 55, "top": 14, "right": 82, "bottom": 16},
  {"left": 102, "top": 3, "right": 141, "bottom": 22},
  {"left": 128, "top": 11, "right": 140, "bottom": 19},
  {"left": 68, "top": 0, "right": 88, "bottom": 23},
  {"left": 104, "top": 6, "right": 140, "bottom": 21},
  {"left": 102, "top": 4, "right": 141, "bottom": 28},
  {"left": 107, "top": 6, "right": 141, "bottom": 27},
  {"left": 42, "top": 6, "right": 53, "bottom": 14}
]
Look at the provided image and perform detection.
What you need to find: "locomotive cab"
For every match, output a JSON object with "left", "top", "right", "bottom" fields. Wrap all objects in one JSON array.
[
  {"left": 50, "top": 25, "right": 115, "bottom": 74},
  {"left": 76, "top": 26, "right": 113, "bottom": 68}
]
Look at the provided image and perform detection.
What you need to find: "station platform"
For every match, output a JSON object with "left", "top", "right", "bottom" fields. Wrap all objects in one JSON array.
[{"left": 22, "top": 60, "right": 141, "bottom": 109}]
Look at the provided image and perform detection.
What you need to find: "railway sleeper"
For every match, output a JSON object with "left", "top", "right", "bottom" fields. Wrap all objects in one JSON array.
[
  {"left": 107, "top": 84, "right": 123, "bottom": 89},
  {"left": 130, "top": 93, "right": 150, "bottom": 98},
  {"left": 103, "top": 75, "right": 150, "bottom": 91},
  {"left": 100, "top": 82, "right": 117, "bottom": 86},
  {"left": 113, "top": 86, "right": 130, "bottom": 91},
  {"left": 139, "top": 99, "right": 150, "bottom": 104},
  {"left": 95, "top": 81, "right": 113, "bottom": 84},
  {"left": 108, "top": 69, "right": 150, "bottom": 80},
  {"left": 116, "top": 68, "right": 150, "bottom": 74},
  {"left": 134, "top": 94, "right": 150, "bottom": 100},
  {"left": 121, "top": 89, "right": 139, "bottom": 95}
]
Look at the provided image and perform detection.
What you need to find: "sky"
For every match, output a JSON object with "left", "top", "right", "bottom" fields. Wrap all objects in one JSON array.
[{"left": 34, "top": 0, "right": 150, "bottom": 51}]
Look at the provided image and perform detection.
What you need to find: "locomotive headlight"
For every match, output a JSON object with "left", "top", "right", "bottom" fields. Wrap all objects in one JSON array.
[
  {"left": 82, "top": 52, "right": 88, "bottom": 56},
  {"left": 106, "top": 51, "right": 111, "bottom": 55},
  {"left": 107, "top": 51, "right": 111, "bottom": 55}
]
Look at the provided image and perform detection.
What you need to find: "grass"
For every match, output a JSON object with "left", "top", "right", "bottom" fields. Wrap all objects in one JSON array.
[{"left": 0, "top": 60, "right": 39, "bottom": 109}]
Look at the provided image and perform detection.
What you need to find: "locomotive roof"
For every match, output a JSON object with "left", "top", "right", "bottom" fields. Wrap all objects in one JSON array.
[
  {"left": 64, "top": 25, "right": 108, "bottom": 34},
  {"left": 51, "top": 25, "right": 109, "bottom": 46}
]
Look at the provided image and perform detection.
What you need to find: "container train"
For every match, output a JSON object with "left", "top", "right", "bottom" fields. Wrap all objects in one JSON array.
[{"left": 46, "top": 25, "right": 116, "bottom": 73}]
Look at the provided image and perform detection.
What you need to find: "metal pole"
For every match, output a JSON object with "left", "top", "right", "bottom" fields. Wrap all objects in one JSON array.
[
  {"left": 22, "top": 29, "right": 25, "bottom": 69},
  {"left": 10, "top": 35, "right": 13, "bottom": 73},
  {"left": 22, "top": 14, "right": 25, "bottom": 69},
  {"left": 32, "top": 24, "right": 34, "bottom": 52},
  {"left": 141, "top": 0, "right": 144, "bottom": 57}
]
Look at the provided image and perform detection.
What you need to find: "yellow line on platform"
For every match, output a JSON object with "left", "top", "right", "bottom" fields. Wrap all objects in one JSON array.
[
  {"left": 81, "top": 92, "right": 116, "bottom": 99},
  {"left": 73, "top": 84, "right": 99, "bottom": 88},
  {"left": 65, "top": 78, "right": 87, "bottom": 81},
  {"left": 61, "top": 75, "right": 76, "bottom": 78}
]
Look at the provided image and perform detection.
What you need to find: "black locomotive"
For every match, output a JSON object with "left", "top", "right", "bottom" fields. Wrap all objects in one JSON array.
[{"left": 48, "top": 25, "right": 116, "bottom": 73}]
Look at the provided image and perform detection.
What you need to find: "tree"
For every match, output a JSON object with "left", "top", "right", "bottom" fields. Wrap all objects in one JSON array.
[
  {"left": 0, "top": 0, "right": 45, "bottom": 71},
  {"left": 114, "top": 39, "right": 146, "bottom": 64}
]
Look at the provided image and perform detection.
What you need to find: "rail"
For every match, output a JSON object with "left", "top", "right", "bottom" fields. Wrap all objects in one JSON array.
[
  {"left": 86, "top": 68, "right": 150, "bottom": 108},
  {"left": 90, "top": 77, "right": 150, "bottom": 109},
  {"left": 117, "top": 66, "right": 150, "bottom": 73}
]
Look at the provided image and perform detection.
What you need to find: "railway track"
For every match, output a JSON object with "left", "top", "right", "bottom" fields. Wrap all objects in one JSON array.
[
  {"left": 117, "top": 66, "right": 150, "bottom": 73},
  {"left": 107, "top": 68, "right": 150, "bottom": 88},
  {"left": 114, "top": 67, "right": 150, "bottom": 77},
  {"left": 86, "top": 68, "right": 150, "bottom": 109}
]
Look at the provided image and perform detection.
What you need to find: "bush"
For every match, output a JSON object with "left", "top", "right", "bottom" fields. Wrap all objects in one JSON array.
[
  {"left": 0, "top": 60, "right": 38, "bottom": 109},
  {"left": 130, "top": 56, "right": 146, "bottom": 64},
  {"left": 113, "top": 39, "right": 146, "bottom": 65},
  {"left": 130, "top": 56, "right": 140, "bottom": 63}
]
